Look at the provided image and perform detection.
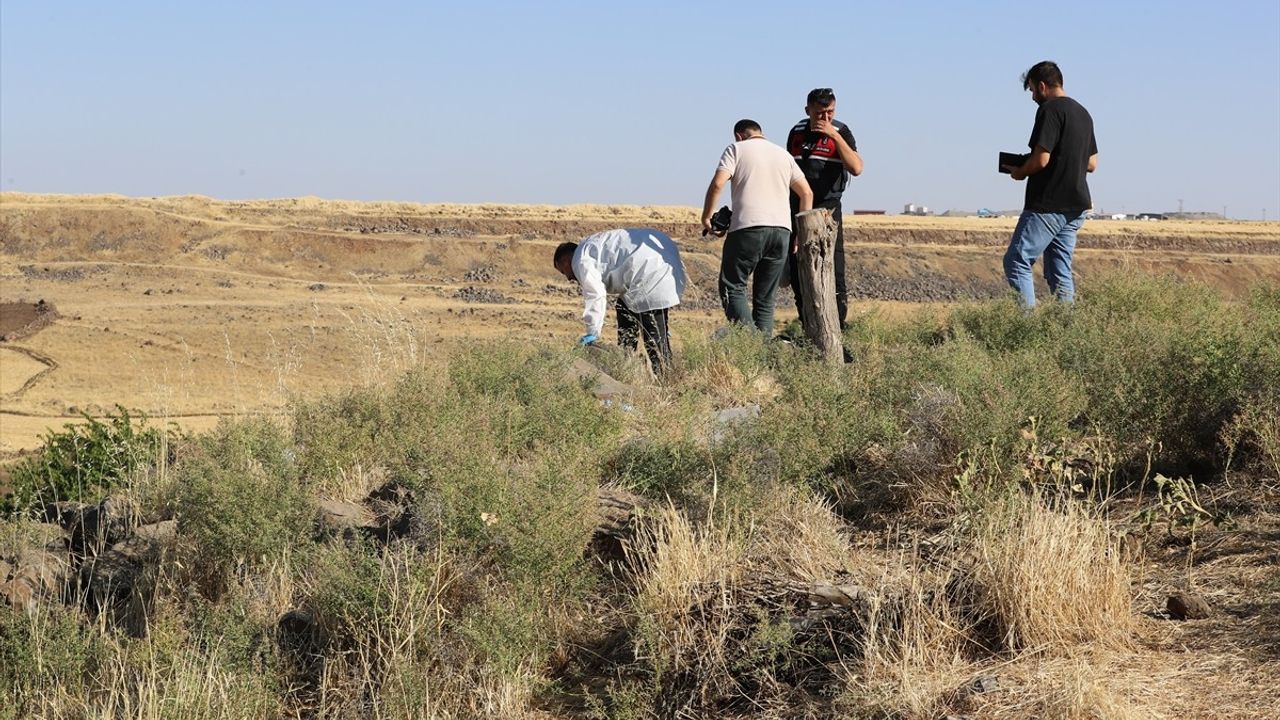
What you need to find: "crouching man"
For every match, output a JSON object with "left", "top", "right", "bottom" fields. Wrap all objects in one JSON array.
[{"left": 553, "top": 228, "right": 687, "bottom": 374}]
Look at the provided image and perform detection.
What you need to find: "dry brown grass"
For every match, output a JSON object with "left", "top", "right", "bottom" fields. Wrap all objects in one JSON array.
[
  {"left": 629, "top": 507, "right": 746, "bottom": 687},
  {"left": 963, "top": 490, "right": 1135, "bottom": 653},
  {"left": 840, "top": 562, "right": 975, "bottom": 719}
]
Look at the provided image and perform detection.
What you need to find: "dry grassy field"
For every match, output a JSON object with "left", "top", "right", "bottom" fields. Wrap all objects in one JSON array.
[{"left": 3, "top": 192, "right": 1276, "bottom": 453}]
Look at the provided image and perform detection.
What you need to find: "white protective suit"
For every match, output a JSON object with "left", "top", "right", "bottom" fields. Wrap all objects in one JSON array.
[{"left": 573, "top": 228, "right": 687, "bottom": 338}]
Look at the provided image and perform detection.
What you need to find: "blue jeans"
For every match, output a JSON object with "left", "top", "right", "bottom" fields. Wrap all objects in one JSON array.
[{"left": 1003, "top": 211, "right": 1087, "bottom": 307}]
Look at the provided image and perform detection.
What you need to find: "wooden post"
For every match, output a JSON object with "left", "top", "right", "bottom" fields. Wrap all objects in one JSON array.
[{"left": 794, "top": 208, "right": 843, "bottom": 363}]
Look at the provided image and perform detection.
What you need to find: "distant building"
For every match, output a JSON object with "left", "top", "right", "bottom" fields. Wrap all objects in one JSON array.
[
  {"left": 1136, "top": 213, "right": 1167, "bottom": 221},
  {"left": 851, "top": 209, "right": 886, "bottom": 215},
  {"left": 903, "top": 203, "right": 931, "bottom": 216}
]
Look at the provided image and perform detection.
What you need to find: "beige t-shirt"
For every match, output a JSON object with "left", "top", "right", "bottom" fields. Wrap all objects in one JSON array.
[{"left": 717, "top": 137, "right": 805, "bottom": 232}]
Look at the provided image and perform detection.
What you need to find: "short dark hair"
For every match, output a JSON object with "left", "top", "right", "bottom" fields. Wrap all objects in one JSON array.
[
  {"left": 1022, "top": 61, "right": 1063, "bottom": 90},
  {"left": 806, "top": 87, "right": 836, "bottom": 106},
  {"left": 553, "top": 241, "right": 577, "bottom": 266},
  {"left": 733, "top": 119, "right": 761, "bottom": 136}
]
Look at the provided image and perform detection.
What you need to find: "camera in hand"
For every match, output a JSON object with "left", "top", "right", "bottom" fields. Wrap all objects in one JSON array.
[
  {"left": 705, "top": 205, "right": 732, "bottom": 236},
  {"left": 999, "top": 152, "right": 1028, "bottom": 174}
]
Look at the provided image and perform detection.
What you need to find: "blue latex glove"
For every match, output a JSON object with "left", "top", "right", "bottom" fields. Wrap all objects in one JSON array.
[{"left": 578, "top": 333, "right": 598, "bottom": 346}]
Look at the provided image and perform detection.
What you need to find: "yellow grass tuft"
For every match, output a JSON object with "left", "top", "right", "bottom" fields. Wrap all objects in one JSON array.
[{"left": 966, "top": 490, "right": 1134, "bottom": 652}]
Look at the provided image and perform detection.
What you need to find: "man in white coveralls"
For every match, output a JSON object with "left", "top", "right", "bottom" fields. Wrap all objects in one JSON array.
[{"left": 553, "top": 228, "right": 687, "bottom": 374}]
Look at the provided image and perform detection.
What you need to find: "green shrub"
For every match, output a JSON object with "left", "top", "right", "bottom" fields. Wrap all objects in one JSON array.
[
  {"left": 1053, "top": 274, "right": 1251, "bottom": 469},
  {"left": 291, "top": 383, "right": 398, "bottom": 483},
  {"left": 751, "top": 353, "right": 898, "bottom": 493},
  {"left": 2, "top": 406, "right": 179, "bottom": 515},
  {"left": 676, "top": 323, "right": 774, "bottom": 381},
  {"left": 172, "top": 418, "right": 311, "bottom": 591},
  {"left": 604, "top": 435, "right": 714, "bottom": 503},
  {"left": 292, "top": 343, "right": 620, "bottom": 486},
  {"left": 948, "top": 297, "right": 1065, "bottom": 353},
  {"left": 447, "top": 344, "right": 619, "bottom": 458},
  {"left": 0, "top": 604, "right": 110, "bottom": 711},
  {"left": 1224, "top": 390, "right": 1280, "bottom": 477}
]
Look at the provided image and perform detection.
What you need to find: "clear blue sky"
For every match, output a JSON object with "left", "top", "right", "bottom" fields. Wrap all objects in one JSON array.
[{"left": 3, "top": 1, "right": 1278, "bottom": 218}]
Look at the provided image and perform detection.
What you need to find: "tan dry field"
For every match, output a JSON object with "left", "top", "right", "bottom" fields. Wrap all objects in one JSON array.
[{"left": 2, "top": 192, "right": 1279, "bottom": 454}]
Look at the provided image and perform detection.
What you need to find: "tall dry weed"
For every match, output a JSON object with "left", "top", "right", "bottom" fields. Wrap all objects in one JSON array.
[
  {"left": 841, "top": 560, "right": 974, "bottom": 719},
  {"left": 963, "top": 490, "right": 1134, "bottom": 652},
  {"left": 629, "top": 507, "right": 745, "bottom": 685}
]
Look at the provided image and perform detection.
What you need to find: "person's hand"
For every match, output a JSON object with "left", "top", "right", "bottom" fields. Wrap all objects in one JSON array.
[
  {"left": 811, "top": 119, "right": 840, "bottom": 138},
  {"left": 791, "top": 237, "right": 799, "bottom": 255},
  {"left": 701, "top": 218, "right": 723, "bottom": 237},
  {"left": 578, "top": 333, "right": 598, "bottom": 346},
  {"left": 1003, "top": 165, "right": 1027, "bottom": 181}
]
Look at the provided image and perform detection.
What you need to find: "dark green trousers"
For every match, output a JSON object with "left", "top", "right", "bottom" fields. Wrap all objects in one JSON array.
[{"left": 718, "top": 225, "right": 789, "bottom": 334}]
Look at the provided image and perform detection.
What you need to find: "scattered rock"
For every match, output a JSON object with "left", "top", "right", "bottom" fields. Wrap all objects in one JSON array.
[
  {"left": 452, "top": 286, "right": 514, "bottom": 304},
  {"left": 711, "top": 404, "right": 762, "bottom": 442},
  {"left": 365, "top": 481, "right": 429, "bottom": 546},
  {"left": 308, "top": 283, "right": 327, "bottom": 291},
  {"left": 43, "top": 500, "right": 91, "bottom": 528},
  {"left": 541, "top": 283, "right": 577, "bottom": 297},
  {"left": 968, "top": 674, "right": 999, "bottom": 695},
  {"left": 315, "top": 499, "right": 377, "bottom": 538},
  {"left": 80, "top": 520, "right": 177, "bottom": 618},
  {"left": 715, "top": 405, "right": 761, "bottom": 425},
  {"left": 278, "top": 608, "right": 316, "bottom": 637},
  {"left": 131, "top": 520, "right": 177, "bottom": 546},
  {"left": 591, "top": 488, "right": 650, "bottom": 564},
  {"left": 463, "top": 265, "right": 498, "bottom": 283},
  {"left": 567, "top": 358, "right": 634, "bottom": 400},
  {"left": 0, "top": 579, "right": 36, "bottom": 611},
  {"left": 1167, "top": 592, "right": 1211, "bottom": 620},
  {"left": 3, "top": 541, "right": 72, "bottom": 610},
  {"left": 315, "top": 483, "right": 433, "bottom": 549},
  {"left": 59, "top": 495, "right": 135, "bottom": 555}
]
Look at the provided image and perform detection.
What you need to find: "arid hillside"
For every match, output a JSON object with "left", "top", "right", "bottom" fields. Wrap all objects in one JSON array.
[{"left": 2, "top": 193, "right": 1278, "bottom": 452}]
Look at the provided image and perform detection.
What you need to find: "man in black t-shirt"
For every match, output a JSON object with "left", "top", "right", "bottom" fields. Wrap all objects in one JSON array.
[
  {"left": 1001, "top": 61, "right": 1098, "bottom": 307},
  {"left": 787, "top": 87, "right": 863, "bottom": 327}
]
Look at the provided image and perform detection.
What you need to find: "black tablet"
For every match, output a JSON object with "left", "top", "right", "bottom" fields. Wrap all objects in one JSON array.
[{"left": 999, "top": 152, "right": 1028, "bottom": 174}]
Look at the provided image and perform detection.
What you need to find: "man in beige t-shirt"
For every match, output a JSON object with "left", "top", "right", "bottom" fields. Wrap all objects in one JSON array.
[{"left": 702, "top": 119, "right": 813, "bottom": 334}]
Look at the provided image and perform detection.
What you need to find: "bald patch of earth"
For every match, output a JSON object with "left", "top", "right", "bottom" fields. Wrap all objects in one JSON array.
[{"left": 1, "top": 301, "right": 58, "bottom": 341}]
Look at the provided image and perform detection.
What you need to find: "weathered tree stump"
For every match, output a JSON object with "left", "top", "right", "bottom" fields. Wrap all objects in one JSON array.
[{"left": 794, "top": 208, "right": 843, "bottom": 363}]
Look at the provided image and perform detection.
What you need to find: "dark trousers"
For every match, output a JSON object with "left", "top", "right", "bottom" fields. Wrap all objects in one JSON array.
[
  {"left": 789, "top": 202, "right": 848, "bottom": 327},
  {"left": 616, "top": 298, "right": 672, "bottom": 373},
  {"left": 718, "top": 226, "right": 790, "bottom": 334}
]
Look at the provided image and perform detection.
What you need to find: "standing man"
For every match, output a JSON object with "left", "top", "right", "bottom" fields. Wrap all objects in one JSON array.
[
  {"left": 787, "top": 88, "right": 863, "bottom": 327},
  {"left": 1001, "top": 61, "right": 1098, "bottom": 307},
  {"left": 553, "top": 228, "right": 686, "bottom": 374},
  {"left": 703, "top": 119, "right": 813, "bottom": 335}
]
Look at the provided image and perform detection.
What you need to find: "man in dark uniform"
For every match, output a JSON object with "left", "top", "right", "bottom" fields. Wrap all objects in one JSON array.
[{"left": 787, "top": 87, "right": 864, "bottom": 327}]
